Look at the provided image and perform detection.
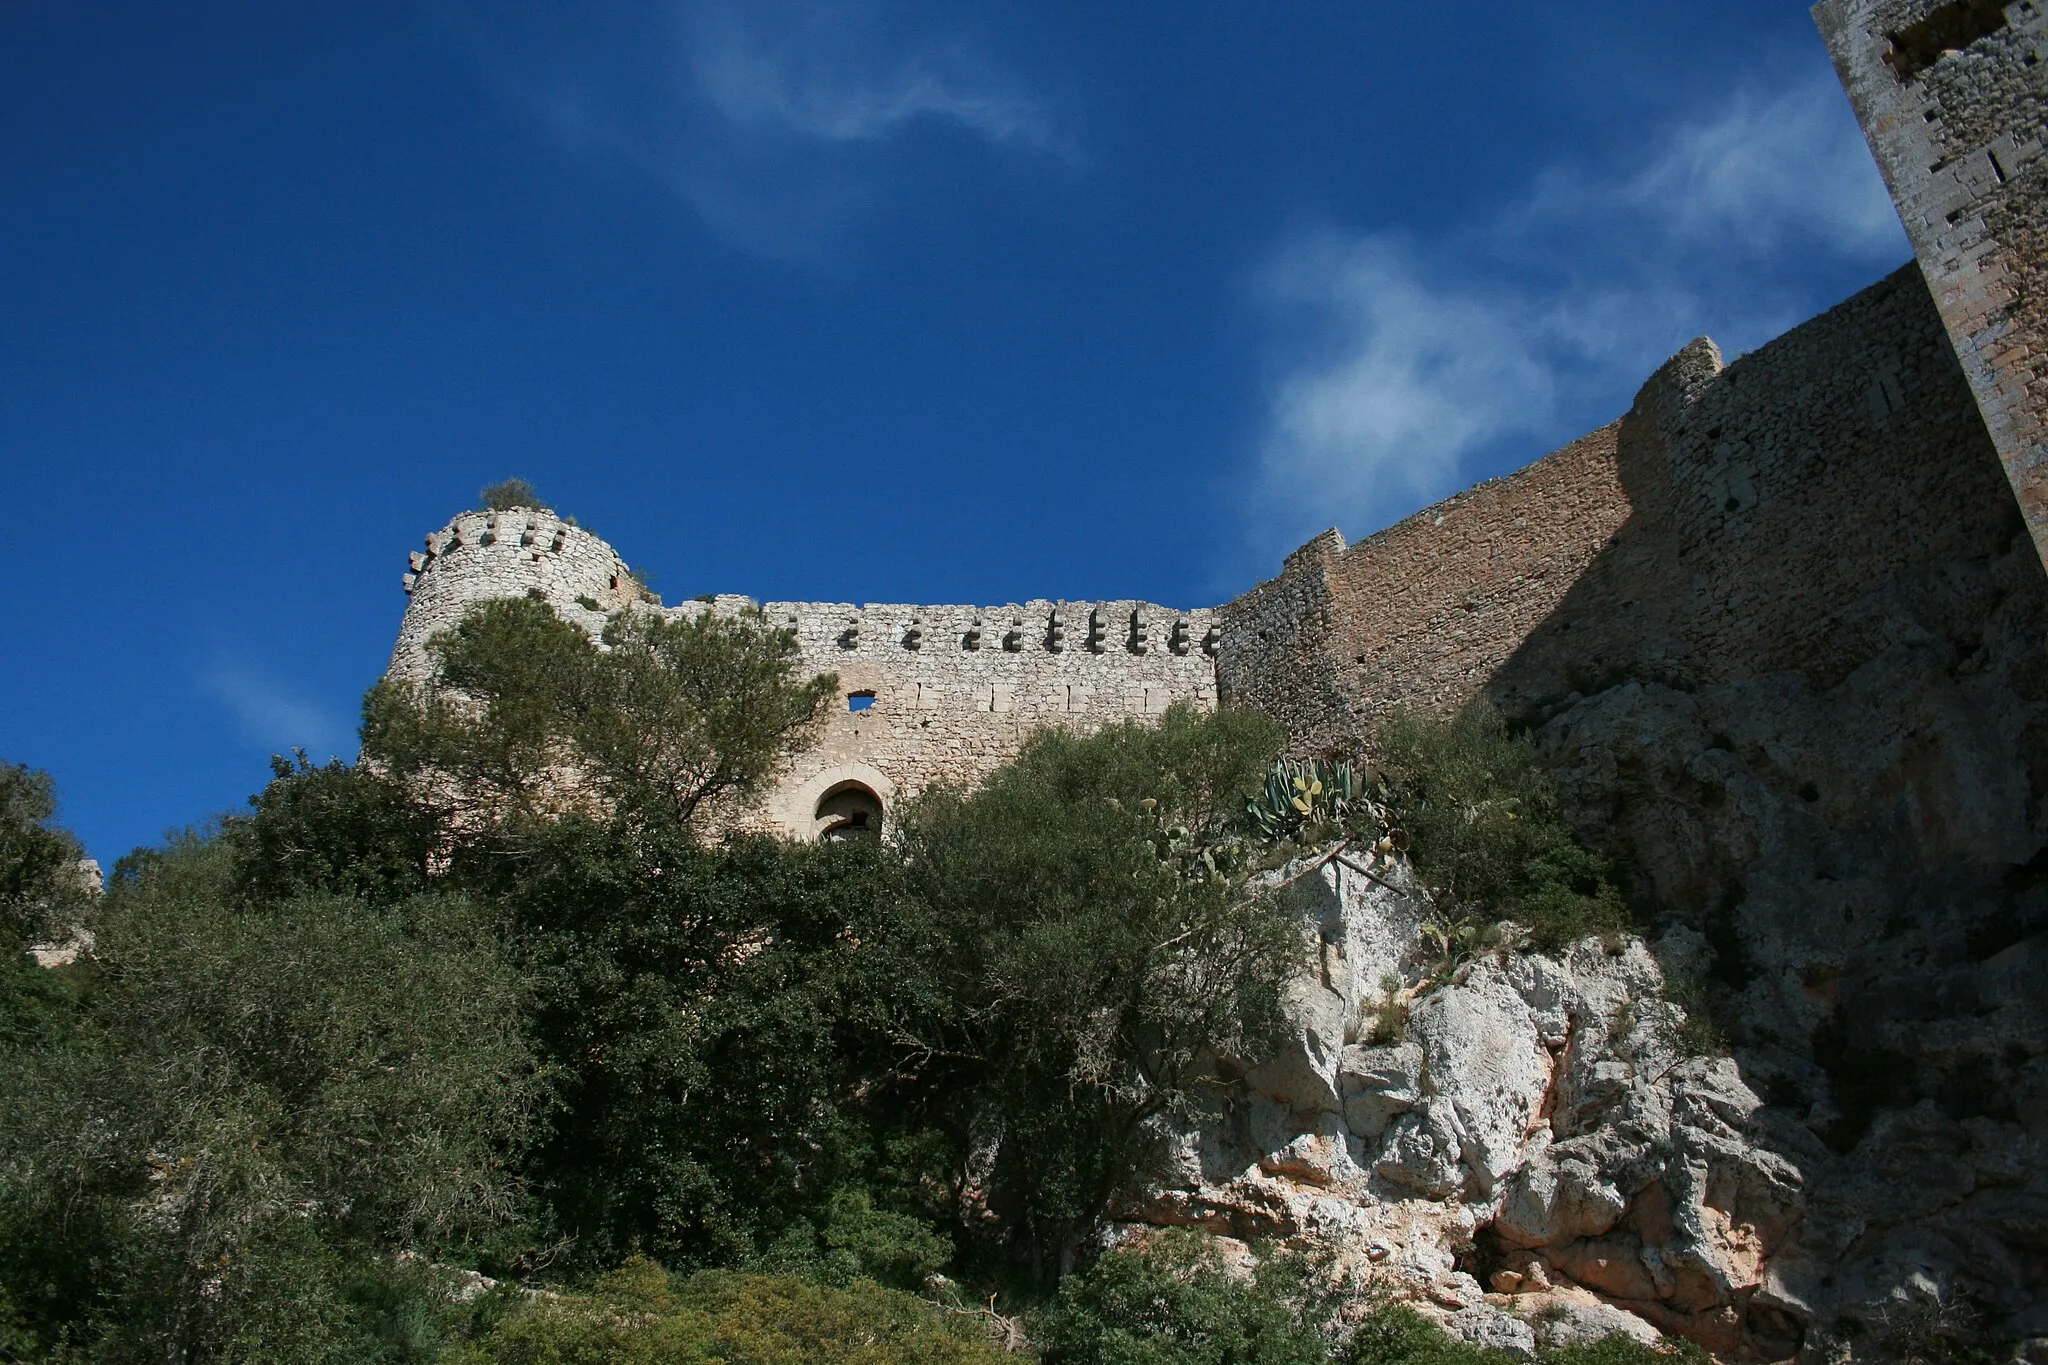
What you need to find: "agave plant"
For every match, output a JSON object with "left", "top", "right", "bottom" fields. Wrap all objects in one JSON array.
[
  {"left": 1246, "top": 757, "right": 1362, "bottom": 843},
  {"left": 1418, "top": 911, "right": 1490, "bottom": 987}
]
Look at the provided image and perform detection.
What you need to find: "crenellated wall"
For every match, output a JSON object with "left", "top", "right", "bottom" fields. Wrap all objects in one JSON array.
[
  {"left": 388, "top": 509, "right": 643, "bottom": 685},
  {"left": 750, "top": 598, "right": 1218, "bottom": 836},
  {"left": 389, "top": 517, "right": 1220, "bottom": 838}
]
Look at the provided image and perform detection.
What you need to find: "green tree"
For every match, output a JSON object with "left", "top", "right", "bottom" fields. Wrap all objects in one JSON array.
[
  {"left": 0, "top": 834, "right": 543, "bottom": 1360},
  {"left": 229, "top": 751, "right": 440, "bottom": 905},
  {"left": 887, "top": 706, "right": 1300, "bottom": 1280},
  {"left": 362, "top": 596, "right": 836, "bottom": 832},
  {"left": 0, "top": 761, "right": 86, "bottom": 951},
  {"left": 463, "top": 816, "right": 912, "bottom": 1272}
]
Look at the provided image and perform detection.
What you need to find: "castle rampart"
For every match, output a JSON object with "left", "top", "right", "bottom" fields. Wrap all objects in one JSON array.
[
  {"left": 1818, "top": 0, "right": 2048, "bottom": 564},
  {"left": 388, "top": 509, "right": 643, "bottom": 685},
  {"left": 1214, "top": 423, "right": 1629, "bottom": 747},
  {"left": 391, "top": 518, "right": 1220, "bottom": 838}
]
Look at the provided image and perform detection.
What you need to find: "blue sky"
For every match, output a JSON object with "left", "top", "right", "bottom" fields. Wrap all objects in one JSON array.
[{"left": 3, "top": 1, "right": 1909, "bottom": 863}]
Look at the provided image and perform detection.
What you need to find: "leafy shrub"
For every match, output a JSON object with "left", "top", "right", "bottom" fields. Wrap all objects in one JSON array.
[
  {"left": 479, "top": 478, "right": 548, "bottom": 513},
  {"left": 1037, "top": 1230, "right": 1336, "bottom": 1364},
  {"left": 1542, "top": 1335, "right": 1709, "bottom": 1365},
  {"left": 453, "top": 1255, "right": 1007, "bottom": 1364},
  {"left": 1341, "top": 1303, "right": 1505, "bottom": 1365},
  {"left": 756, "top": 1187, "right": 955, "bottom": 1291},
  {"left": 1369, "top": 703, "right": 1626, "bottom": 952}
]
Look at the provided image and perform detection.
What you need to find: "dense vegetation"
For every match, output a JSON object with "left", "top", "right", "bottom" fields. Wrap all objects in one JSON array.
[{"left": 0, "top": 597, "right": 1641, "bottom": 1362}]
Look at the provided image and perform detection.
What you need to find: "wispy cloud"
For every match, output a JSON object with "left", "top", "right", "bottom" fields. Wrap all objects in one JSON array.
[
  {"left": 1253, "top": 237, "right": 1556, "bottom": 534},
  {"left": 1245, "top": 71, "right": 1909, "bottom": 563},
  {"left": 451, "top": 0, "right": 1065, "bottom": 262},
  {"left": 198, "top": 658, "right": 354, "bottom": 763},
  {"left": 684, "top": 2, "right": 1051, "bottom": 146}
]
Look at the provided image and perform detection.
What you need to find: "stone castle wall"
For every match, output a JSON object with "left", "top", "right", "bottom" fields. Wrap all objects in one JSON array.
[
  {"left": 1215, "top": 265, "right": 2031, "bottom": 752},
  {"left": 1818, "top": 0, "right": 2048, "bottom": 563},
  {"left": 1214, "top": 424, "right": 1629, "bottom": 748},
  {"left": 745, "top": 598, "right": 1218, "bottom": 837},
  {"left": 390, "top": 523, "right": 1219, "bottom": 838}
]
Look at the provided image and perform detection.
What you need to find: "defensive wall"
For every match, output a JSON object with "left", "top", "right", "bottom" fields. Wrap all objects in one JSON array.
[
  {"left": 1819, "top": 0, "right": 2048, "bottom": 565},
  {"left": 377, "top": 5, "right": 2048, "bottom": 1344},
  {"left": 1217, "top": 264, "right": 2031, "bottom": 752},
  {"left": 389, "top": 521, "right": 1218, "bottom": 839}
]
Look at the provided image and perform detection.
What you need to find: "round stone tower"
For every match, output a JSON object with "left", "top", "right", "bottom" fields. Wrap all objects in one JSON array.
[{"left": 387, "top": 506, "right": 645, "bottom": 684}]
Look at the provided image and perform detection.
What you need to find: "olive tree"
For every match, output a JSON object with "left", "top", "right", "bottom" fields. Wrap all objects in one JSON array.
[{"left": 361, "top": 596, "right": 837, "bottom": 834}]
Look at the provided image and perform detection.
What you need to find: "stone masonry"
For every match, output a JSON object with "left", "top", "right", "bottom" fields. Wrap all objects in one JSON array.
[
  {"left": 1818, "top": 0, "right": 2048, "bottom": 565},
  {"left": 378, "top": 12, "right": 2048, "bottom": 1351},
  {"left": 389, "top": 517, "right": 1218, "bottom": 839}
]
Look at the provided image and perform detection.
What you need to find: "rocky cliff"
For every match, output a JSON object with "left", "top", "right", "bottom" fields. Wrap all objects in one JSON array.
[{"left": 1120, "top": 853, "right": 2046, "bottom": 1362}]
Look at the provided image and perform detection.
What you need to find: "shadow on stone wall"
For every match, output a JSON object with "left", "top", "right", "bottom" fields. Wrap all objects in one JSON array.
[{"left": 1484, "top": 263, "right": 2048, "bottom": 1346}]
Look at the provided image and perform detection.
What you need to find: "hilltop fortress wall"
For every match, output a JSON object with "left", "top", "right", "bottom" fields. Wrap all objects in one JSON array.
[
  {"left": 390, "top": 522, "right": 1218, "bottom": 839},
  {"left": 1217, "top": 263, "right": 2035, "bottom": 750},
  {"left": 390, "top": 262, "right": 2037, "bottom": 845},
  {"left": 377, "top": 4, "right": 2048, "bottom": 1346}
]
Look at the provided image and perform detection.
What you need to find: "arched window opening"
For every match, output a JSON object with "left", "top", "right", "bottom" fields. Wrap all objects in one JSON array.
[
  {"left": 816, "top": 782, "right": 884, "bottom": 841},
  {"left": 847, "top": 690, "right": 877, "bottom": 713}
]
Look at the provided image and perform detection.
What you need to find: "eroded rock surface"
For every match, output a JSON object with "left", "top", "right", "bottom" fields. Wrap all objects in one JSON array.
[{"left": 1121, "top": 853, "right": 2048, "bottom": 1362}]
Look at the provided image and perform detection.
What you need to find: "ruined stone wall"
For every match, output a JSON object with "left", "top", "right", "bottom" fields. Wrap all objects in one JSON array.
[
  {"left": 747, "top": 598, "right": 1218, "bottom": 837},
  {"left": 389, "top": 518, "right": 1219, "bottom": 839},
  {"left": 1215, "top": 425, "right": 1628, "bottom": 750},
  {"left": 387, "top": 509, "right": 643, "bottom": 684},
  {"left": 1818, "top": 0, "right": 2048, "bottom": 564},
  {"left": 1215, "top": 260, "right": 2048, "bottom": 1349},
  {"left": 1220, "top": 266, "right": 2030, "bottom": 752}
]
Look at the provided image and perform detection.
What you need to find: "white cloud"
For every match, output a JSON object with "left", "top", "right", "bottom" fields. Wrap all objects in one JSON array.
[
  {"left": 452, "top": 0, "right": 1063, "bottom": 262},
  {"left": 198, "top": 660, "right": 354, "bottom": 763},
  {"left": 1255, "top": 237, "right": 1555, "bottom": 529},
  {"left": 683, "top": 1, "right": 1053, "bottom": 147},
  {"left": 1602, "top": 79, "right": 1903, "bottom": 255},
  {"left": 1246, "top": 69, "right": 1909, "bottom": 560}
]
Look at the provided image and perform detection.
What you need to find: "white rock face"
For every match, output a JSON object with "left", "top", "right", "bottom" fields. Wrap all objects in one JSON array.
[{"left": 1120, "top": 851, "right": 1854, "bottom": 1361}]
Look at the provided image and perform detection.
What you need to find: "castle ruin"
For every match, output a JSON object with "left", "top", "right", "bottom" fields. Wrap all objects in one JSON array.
[
  {"left": 380, "top": 3, "right": 2048, "bottom": 1348},
  {"left": 390, "top": 0, "right": 2047, "bottom": 849}
]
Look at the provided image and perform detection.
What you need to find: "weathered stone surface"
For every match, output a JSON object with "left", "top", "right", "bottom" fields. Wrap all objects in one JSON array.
[
  {"left": 1525, "top": 1294, "right": 1664, "bottom": 1350},
  {"left": 1407, "top": 968, "right": 1553, "bottom": 1199},
  {"left": 378, "top": 32, "right": 2048, "bottom": 1351}
]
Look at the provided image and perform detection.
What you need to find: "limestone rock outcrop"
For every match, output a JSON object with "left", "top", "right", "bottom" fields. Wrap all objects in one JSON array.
[{"left": 1120, "top": 853, "right": 2043, "bottom": 1362}]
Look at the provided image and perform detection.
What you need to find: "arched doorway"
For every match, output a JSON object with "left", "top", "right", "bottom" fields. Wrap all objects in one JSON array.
[{"left": 815, "top": 781, "right": 884, "bottom": 841}]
